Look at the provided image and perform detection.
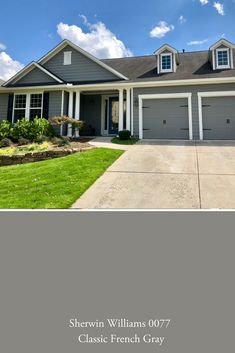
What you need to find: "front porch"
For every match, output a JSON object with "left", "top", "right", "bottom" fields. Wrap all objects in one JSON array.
[{"left": 62, "top": 88, "right": 133, "bottom": 137}]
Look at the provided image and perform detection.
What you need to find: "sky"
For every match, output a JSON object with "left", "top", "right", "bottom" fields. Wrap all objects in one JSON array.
[{"left": 0, "top": 0, "right": 235, "bottom": 80}]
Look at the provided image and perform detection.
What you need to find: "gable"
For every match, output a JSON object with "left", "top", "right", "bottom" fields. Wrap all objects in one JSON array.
[
  {"left": 14, "top": 67, "right": 59, "bottom": 86},
  {"left": 43, "top": 45, "right": 121, "bottom": 83}
]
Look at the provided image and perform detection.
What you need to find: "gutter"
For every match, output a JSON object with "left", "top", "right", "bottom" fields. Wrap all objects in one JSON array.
[{"left": 1, "top": 77, "right": 235, "bottom": 93}]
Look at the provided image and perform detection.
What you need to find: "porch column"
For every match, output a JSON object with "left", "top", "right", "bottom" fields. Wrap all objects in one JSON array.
[
  {"left": 67, "top": 91, "right": 73, "bottom": 137},
  {"left": 118, "top": 88, "right": 124, "bottom": 132},
  {"left": 75, "top": 91, "right": 80, "bottom": 137},
  {"left": 126, "top": 88, "right": 131, "bottom": 131}
]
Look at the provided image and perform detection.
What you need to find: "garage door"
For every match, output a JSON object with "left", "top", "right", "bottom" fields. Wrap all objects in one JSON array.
[
  {"left": 202, "top": 97, "right": 235, "bottom": 140},
  {"left": 143, "top": 98, "right": 189, "bottom": 139}
]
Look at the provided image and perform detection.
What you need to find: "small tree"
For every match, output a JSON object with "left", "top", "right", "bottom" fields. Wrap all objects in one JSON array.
[{"left": 49, "top": 116, "right": 85, "bottom": 137}]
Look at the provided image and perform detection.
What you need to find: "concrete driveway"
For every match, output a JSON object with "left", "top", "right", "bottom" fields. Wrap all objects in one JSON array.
[{"left": 72, "top": 140, "right": 235, "bottom": 209}]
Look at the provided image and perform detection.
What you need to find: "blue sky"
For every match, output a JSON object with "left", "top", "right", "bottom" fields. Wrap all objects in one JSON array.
[{"left": 0, "top": 0, "right": 235, "bottom": 79}]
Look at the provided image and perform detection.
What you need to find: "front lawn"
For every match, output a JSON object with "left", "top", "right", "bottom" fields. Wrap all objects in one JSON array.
[
  {"left": 111, "top": 137, "right": 139, "bottom": 145},
  {"left": 0, "top": 148, "right": 123, "bottom": 209}
]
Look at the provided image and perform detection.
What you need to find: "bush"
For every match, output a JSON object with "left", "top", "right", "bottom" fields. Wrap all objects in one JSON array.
[
  {"left": 0, "top": 138, "right": 13, "bottom": 148},
  {"left": 51, "top": 137, "right": 63, "bottom": 146},
  {"left": 18, "top": 137, "right": 31, "bottom": 146},
  {"left": 58, "top": 138, "right": 70, "bottom": 147},
  {"left": 35, "top": 135, "right": 50, "bottom": 144},
  {"left": 118, "top": 130, "right": 131, "bottom": 140},
  {"left": 12, "top": 118, "right": 55, "bottom": 142},
  {"left": 0, "top": 120, "right": 13, "bottom": 140}
]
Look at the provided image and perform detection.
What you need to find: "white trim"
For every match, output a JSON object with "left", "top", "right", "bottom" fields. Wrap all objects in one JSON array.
[
  {"left": 138, "top": 93, "right": 193, "bottom": 140},
  {"left": 75, "top": 91, "right": 80, "bottom": 120},
  {"left": 67, "top": 91, "right": 73, "bottom": 137},
  {"left": 12, "top": 92, "right": 43, "bottom": 123},
  {"left": 160, "top": 53, "right": 173, "bottom": 73},
  {"left": 212, "top": 50, "right": 216, "bottom": 70},
  {"left": 2, "top": 76, "right": 235, "bottom": 93},
  {"left": 60, "top": 90, "right": 64, "bottom": 136},
  {"left": 216, "top": 48, "right": 230, "bottom": 69},
  {"left": 209, "top": 38, "right": 235, "bottom": 51},
  {"left": 126, "top": 88, "right": 131, "bottom": 131},
  {"left": 198, "top": 90, "right": 235, "bottom": 140},
  {"left": 38, "top": 39, "right": 128, "bottom": 80},
  {"left": 118, "top": 89, "right": 124, "bottom": 131},
  {"left": 131, "top": 87, "right": 134, "bottom": 135},
  {"left": 3, "top": 62, "right": 63, "bottom": 86},
  {"left": 154, "top": 44, "right": 178, "bottom": 56}
]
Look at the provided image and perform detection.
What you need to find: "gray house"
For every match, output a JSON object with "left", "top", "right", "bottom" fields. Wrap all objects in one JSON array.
[{"left": 0, "top": 38, "right": 235, "bottom": 140}]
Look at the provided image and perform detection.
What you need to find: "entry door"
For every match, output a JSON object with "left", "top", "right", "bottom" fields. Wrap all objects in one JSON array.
[{"left": 109, "top": 97, "right": 119, "bottom": 135}]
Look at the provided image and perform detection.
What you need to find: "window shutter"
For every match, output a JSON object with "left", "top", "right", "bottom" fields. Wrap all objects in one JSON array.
[
  {"left": 43, "top": 92, "right": 49, "bottom": 119},
  {"left": 7, "top": 94, "right": 14, "bottom": 122}
]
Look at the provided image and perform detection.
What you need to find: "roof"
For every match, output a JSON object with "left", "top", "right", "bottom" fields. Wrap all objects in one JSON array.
[{"left": 102, "top": 50, "right": 235, "bottom": 82}]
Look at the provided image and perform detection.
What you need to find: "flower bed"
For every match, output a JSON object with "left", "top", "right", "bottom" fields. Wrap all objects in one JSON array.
[{"left": 0, "top": 140, "right": 93, "bottom": 166}]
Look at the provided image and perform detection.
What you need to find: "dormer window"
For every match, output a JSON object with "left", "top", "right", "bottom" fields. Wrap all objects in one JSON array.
[
  {"left": 161, "top": 53, "right": 173, "bottom": 72},
  {"left": 155, "top": 44, "right": 179, "bottom": 74},
  {"left": 64, "top": 51, "right": 72, "bottom": 65},
  {"left": 216, "top": 48, "right": 229, "bottom": 69}
]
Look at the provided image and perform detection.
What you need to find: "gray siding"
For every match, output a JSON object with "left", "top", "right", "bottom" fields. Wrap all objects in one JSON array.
[
  {"left": 133, "top": 83, "right": 235, "bottom": 139},
  {"left": 0, "top": 93, "right": 9, "bottom": 121},
  {"left": 49, "top": 91, "right": 62, "bottom": 135},
  {"left": 16, "top": 68, "right": 58, "bottom": 85},
  {"left": 43, "top": 45, "right": 118, "bottom": 82},
  {"left": 80, "top": 94, "right": 101, "bottom": 135}
]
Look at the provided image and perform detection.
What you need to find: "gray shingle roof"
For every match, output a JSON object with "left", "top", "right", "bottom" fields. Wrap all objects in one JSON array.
[{"left": 102, "top": 50, "right": 235, "bottom": 82}]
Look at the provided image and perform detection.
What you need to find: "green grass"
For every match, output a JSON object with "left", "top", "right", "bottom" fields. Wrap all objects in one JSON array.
[
  {"left": 0, "top": 148, "right": 123, "bottom": 209},
  {"left": 111, "top": 137, "right": 139, "bottom": 145}
]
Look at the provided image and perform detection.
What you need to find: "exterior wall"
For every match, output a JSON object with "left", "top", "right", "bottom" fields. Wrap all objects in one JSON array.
[
  {"left": 15, "top": 68, "right": 57, "bottom": 85},
  {"left": 43, "top": 45, "right": 118, "bottom": 82},
  {"left": 0, "top": 93, "right": 9, "bottom": 121},
  {"left": 80, "top": 94, "right": 101, "bottom": 136},
  {"left": 133, "top": 83, "right": 235, "bottom": 139},
  {"left": 48, "top": 91, "right": 62, "bottom": 135}
]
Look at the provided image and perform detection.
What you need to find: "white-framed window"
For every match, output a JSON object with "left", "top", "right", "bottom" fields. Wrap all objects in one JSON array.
[
  {"left": 216, "top": 48, "right": 230, "bottom": 69},
  {"left": 161, "top": 53, "right": 173, "bottom": 72},
  {"left": 64, "top": 51, "right": 72, "bottom": 65},
  {"left": 13, "top": 93, "right": 43, "bottom": 123}
]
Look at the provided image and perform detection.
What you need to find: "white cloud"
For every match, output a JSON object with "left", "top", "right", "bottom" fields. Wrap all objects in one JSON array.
[
  {"left": 179, "top": 15, "right": 187, "bottom": 24},
  {"left": 187, "top": 39, "right": 208, "bottom": 45},
  {"left": 0, "top": 51, "right": 24, "bottom": 81},
  {"left": 199, "top": 0, "right": 209, "bottom": 5},
  {"left": 57, "top": 16, "right": 133, "bottom": 59},
  {"left": 150, "top": 21, "right": 174, "bottom": 39},
  {"left": 213, "top": 2, "right": 225, "bottom": 15},
  {"left": 0, "top": 42, "right": 6, "bottom": 51}
]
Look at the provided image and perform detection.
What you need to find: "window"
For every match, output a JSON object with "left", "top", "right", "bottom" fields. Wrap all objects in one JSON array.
[
  {"left": 13, "top": 93, "right": 43, "bottom": 123},
  {"left": 161, "top": 53, "right": 173, "bottom": 72},
  {"left": 13, "top": 94, "right": 27, "bottom": 122},
  {"left": 29, "top": 94, "right": 43, "bottom": 120},
  {"left": 216, "top": 48, "right": 230, "bottom": 69},
  {"left": 64, "top": 51, "right": 72, "bottom": 65}
]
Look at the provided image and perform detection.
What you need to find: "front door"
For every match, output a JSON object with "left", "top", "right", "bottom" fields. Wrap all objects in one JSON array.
[{"left": 109, "top": 97, "right": 119, "bottom": 135}]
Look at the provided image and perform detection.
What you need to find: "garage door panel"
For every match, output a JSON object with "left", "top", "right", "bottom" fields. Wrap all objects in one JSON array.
[
  {"left": 143, "top": 98, "right": 189, "bottom": 139},
  {"left": 202, "top": 97, "right": 235, "bottom": 140}
]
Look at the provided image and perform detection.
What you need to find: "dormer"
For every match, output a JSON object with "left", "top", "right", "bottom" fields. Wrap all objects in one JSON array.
[
  {"left": 154, "top": 44, "right": 179, "bottom": 74},
  {"left": 209, "top": 39, "right": 235, "bottom": 70}
]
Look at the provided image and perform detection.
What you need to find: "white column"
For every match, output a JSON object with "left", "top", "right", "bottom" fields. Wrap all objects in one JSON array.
[
  {"left": 131, "top": 88, "right": 134, "bottom": 136},
  {"left": 75, "top": 91, "right": 80, "bottom": 137},
  {"left": 60, "top": 90, "right": 64, "bottom": 136},
  {"left": 118, "top": 88, "right": 124, "bottom": 132},
  {"left": 67, "top": 91, "right": 73, "bottom": 137},
  {"left": 126, "top": 88, "right": 131, "bottom": 131}
]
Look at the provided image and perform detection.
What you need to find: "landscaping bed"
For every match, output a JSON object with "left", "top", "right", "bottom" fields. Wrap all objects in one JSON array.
[{"left": 0, "top": 139, "right": 93, "bottom": 166}]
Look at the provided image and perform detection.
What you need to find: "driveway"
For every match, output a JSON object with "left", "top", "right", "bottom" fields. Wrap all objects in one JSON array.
[{"left": 72, "top": 140, "right": 235, "bottom": 209}]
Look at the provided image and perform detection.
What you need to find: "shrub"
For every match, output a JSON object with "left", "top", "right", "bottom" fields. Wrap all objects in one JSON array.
[
  {"left": 51, "top": 137, "right": 63, "bottom": 146},
  {"left": 0, "top": 120, "right": 13, "bottom": 140},
  {"left": 35, "top": 135, "right": 50, "bottom": 144},
  {"left": 118, "top": 130, "right": 131, "bottom": 140},
  {"left": 0, "top": 138, "right": 13, "bottom": 148},
  {"left": 58, "top": 138, "right": 70, "bottom": 147},
  {"left": 12, "top": 118, "right": 55, "bottom": 141},
  {"left": 18, "top": 137, "right": 31, "bottom": 146}
]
